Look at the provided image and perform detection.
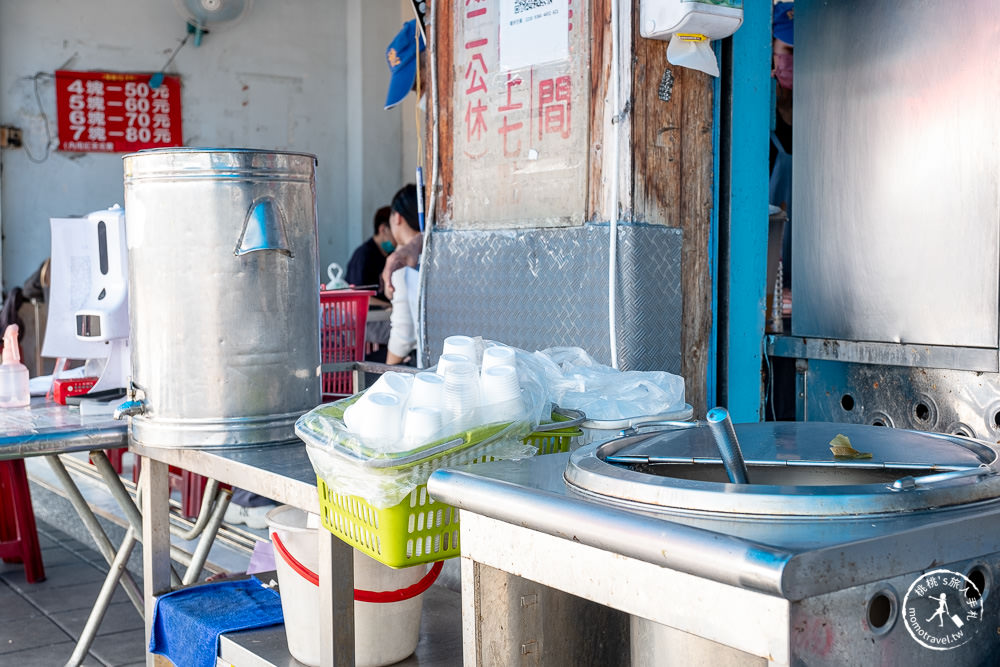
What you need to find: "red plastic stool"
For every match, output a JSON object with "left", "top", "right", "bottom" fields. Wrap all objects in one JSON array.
[
  {"left": 104, "top": 448, "right": 125, "bottom": 474},
  {"left": 0, "top": 460, "right": 45, "bottom": 583},
  {"left": 181, "top": 469, "right": 208, "bottom": 518},
  {"left": 91, "top": 448, "right": 125, "bottom": 475}
]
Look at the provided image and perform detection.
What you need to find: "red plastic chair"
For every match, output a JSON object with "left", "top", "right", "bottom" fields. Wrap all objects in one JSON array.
[
  {"left": 320, "top": 290, "right": 374, "bottom": 401},
  {"left": 92, "top": 448, "right": 125, "bottom": 474},
  {"left": 132, "top": 459, "right": 207, "bottom": 520},
  {"left": 0, "top": 460, "right": 45, "bottom": 583}
]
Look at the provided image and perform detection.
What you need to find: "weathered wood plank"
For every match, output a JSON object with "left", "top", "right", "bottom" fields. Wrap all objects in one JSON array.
[
  {"left": 429, "top": 2, "right": 455, "bottom": 224},
  {"left": 630, "top": 4, "right": 714, "bottom": 414},
  {"left": 587, "top": 0, "right": 610, "bottom": 221}
]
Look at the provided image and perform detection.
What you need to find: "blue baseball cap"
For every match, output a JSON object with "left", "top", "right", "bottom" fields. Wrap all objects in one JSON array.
[
  {"left": 385, "top": 20, "right": 426, "bottom": 110},
  {"left": 773, "top": 2, "right": 794, "bottom": 46}
]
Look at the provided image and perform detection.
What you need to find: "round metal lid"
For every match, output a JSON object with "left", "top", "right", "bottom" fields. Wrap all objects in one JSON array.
[{"left": 564, "top": 422, "right": 1000, "bottom": 517}]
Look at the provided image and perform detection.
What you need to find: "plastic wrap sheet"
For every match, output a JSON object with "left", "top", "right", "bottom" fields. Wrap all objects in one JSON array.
[
  {"left": 0, "top": 402, "right": 127, "bottom": 461},
  {"left": 0, "top": 403, "right": 115, "bottom": 434},
  {"left": 531, "top": 347, "right": 686, "bottom": 421}
]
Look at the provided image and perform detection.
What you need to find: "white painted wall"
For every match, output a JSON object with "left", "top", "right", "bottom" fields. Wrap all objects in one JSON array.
[{"left": 0, "top": 0, "right": 419, "bottom": 290}]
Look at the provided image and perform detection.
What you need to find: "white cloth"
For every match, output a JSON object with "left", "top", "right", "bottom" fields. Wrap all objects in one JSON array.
[{"left": 387, "top": 266, "right": 420, "bottom": 359}]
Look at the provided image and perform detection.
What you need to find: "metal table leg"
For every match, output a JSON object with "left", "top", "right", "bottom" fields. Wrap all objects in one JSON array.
[
  {"left": 66, "top": 527, "right": 138, "bottom": 666},
  {"left": 44, "top": 454, "right": 144, "bottom": 613},
  {"left": 182, "top": 486, "right": 230, "bottom": 586},
  {"left": 141, "top": 457, "right": 172, "bottom": 667},
  {"left": 461, "top": 556, "right": 479, "bottom": 667},
  {"left": 318, "top": 527, "right": 355, "bottom": 666},
  {"left": 91, "top": 452, "right": 181, "bottom": 588}
]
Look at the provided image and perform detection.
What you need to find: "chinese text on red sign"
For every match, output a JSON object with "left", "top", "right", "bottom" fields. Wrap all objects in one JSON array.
[{"left": 55, "top": 70, "right": 183, "bottom": 153}]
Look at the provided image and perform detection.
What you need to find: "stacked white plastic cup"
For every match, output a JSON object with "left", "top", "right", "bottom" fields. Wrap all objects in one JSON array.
[
  {"left": 357, "top": 392, "right": 404, "bottom": 445},
  {"left": 442, "top": 335, "right": 480, "bottom": 367},
  {"left": 402, "top": 406, "right": 444, "bottom": 445},
  {"left": 344, "top": 373, "right": 412, "bottom": 435},
  {"left": 435, "top": 353, "right": 472, "bottom": 378},
  {"left": 367, "top": 372, "right": 413, "bottom": 400},
  {"left": 480, "top": 364, "right": 522, "bottom": 422},
  {"left": 409, "top": 372, "right": 445, "bottom": 410},
  {"left": 481, "top": 344, "right": 516, "bottom": 371},
  {"left": 442, "top": 360, "right": 480, "bottom": 430},
  {"left": 343, "top": 401, "right": 362, "bottom": 432}
]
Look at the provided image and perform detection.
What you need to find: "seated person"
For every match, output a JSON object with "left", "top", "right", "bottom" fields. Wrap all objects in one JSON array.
[
  {"left": 346, "top": 206, "right": 395, "bottom": 305},
  {"left": 384, "top": 185, "right": 422, "bottom": 365}
]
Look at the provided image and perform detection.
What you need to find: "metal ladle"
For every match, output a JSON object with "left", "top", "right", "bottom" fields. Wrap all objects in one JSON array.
[{"left": 705, "top": 407, "right": 751, "bottom": 484}]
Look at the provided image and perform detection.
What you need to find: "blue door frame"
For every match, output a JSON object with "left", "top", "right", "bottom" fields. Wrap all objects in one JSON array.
[{"left": 711, "top": 2, "right": 772, "bottom": 422}]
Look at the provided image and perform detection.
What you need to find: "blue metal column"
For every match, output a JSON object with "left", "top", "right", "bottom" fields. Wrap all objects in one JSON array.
[{"left": 722, "top": 2, "right": 772, "bottom": 422}]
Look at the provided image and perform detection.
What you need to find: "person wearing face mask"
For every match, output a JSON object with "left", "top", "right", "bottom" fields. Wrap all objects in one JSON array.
[
  {"left": 384, "top": 184, "right": 422, "bottom": 366},
  {"left": 346, "top": 206, "right": 396, "bottom": 306}
]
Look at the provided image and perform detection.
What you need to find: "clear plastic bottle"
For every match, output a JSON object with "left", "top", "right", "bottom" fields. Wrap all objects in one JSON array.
[{"left": 0, "top": 325, "right": 30, "bottom": 408}]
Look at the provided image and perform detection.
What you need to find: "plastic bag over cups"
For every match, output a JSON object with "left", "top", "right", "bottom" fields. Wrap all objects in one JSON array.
[{"left": 296, "top": 339, "right": 550, "bottom": 509}]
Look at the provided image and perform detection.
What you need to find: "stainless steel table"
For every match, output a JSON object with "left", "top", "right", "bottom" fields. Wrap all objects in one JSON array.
[
  {"left": 0, "top": 399, "right": 134, "bottom": 665},
  {"left": 428, "top": 451, "right": 1000, "bottom": 666},
  {"left": 131, "top": 441, "right": 357, "bottom": 667},
  {"left": 0, "top": 400, "right": 127, "bottom": 461}
]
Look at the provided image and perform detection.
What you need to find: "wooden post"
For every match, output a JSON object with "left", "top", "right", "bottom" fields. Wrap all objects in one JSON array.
[
  {"left": 428, "top": 0, "right": 715, "bottom": 413},
  {"left": 628, "top": 2, "right": 714, "bottom": 415}
]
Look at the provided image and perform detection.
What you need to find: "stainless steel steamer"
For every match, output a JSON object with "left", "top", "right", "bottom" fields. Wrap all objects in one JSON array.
[
  {"left": 121, "top": 148, "right": 320, "bottom": 448},
  {"left": 568, "top": 422, "right": 1000, "bottom": 665},
  {"left": 772, "top": 1, "right": 1000, "bottom": 437}
]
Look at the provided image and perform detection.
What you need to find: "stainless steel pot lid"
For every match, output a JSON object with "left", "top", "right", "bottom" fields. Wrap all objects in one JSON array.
[{"left": 564, "top": 422, "right": 1000, "bottom": 517}]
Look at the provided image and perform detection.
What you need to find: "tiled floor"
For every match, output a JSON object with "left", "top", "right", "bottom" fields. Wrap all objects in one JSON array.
[
  {"left": 2, "top": 514, "right": 465, "bottom": 667},
  {"left": 5, "top": 456, "right": 466, "bottom": 667},
  {"left": 0, "top": 522, "right": 146, "bottom": 667}
]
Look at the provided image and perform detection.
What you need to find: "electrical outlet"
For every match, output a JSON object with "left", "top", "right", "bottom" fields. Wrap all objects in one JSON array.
[{"left": 0, "top": 126, "right": 23, "bottom": 149}]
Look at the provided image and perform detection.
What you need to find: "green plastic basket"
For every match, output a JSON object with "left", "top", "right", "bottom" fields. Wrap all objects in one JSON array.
[
  {"left": 316, "top": 408, "right": 584, "bottom": 568},
  {"left": 525, "top": 408, "right": 586, "bottom": 454}
]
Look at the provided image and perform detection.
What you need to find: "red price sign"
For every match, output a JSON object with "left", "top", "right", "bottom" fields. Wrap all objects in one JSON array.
[{"left": 55, "top": 70, "right": 183, "bottom": 153}]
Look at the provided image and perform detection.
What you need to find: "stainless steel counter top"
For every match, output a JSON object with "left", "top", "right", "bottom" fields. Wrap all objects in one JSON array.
[
  {"left": 428, "top": 452, "right": 1000, "bottom": 600},
  {"left": 134, "top": 439, "right": 352, "bottom": 665},
  {"left": 130, "top": 440, "right": 319, "bottom": 513},
  {"left": 0, "top": 399, "right": 127, "bottom": 460}
]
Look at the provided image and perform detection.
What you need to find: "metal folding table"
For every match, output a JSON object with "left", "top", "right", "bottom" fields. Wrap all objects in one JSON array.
[
  {"left": 132, "top": 440, "right": 357, "bottom": 667},
  {"left": 0, "top": 400, "right": 133, "bottom": 664},
  {"left": 0, "top": 398, "right": 237, "bottom": 666}
]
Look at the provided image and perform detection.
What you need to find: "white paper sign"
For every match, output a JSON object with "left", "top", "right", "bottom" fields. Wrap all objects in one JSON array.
[
  {"left": 499, "top": 0, "right": 570, "bottom": 71},
  {"left": 41, "top": 217, "right": 111, "bottom": 361}
]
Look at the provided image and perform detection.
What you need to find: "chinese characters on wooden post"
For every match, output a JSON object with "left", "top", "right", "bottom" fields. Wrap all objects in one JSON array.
[{"left": 452, "top": 0, "right": 588, "bottom": 228}]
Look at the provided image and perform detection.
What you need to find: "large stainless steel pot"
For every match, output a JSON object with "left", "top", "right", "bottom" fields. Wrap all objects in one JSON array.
[
  {"left": 562, "top": 422, "right": 1000, "bottom": 666},
  {"left": 426, "top": 421, "right": 1000, "bottom": 666},
  {"left": 121, "top": 148, "right": 320, "bottom": 448}
]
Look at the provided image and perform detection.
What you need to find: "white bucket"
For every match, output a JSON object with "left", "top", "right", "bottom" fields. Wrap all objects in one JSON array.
[{"left": 266, "top": 505, "right": 435, "bottom": 667}]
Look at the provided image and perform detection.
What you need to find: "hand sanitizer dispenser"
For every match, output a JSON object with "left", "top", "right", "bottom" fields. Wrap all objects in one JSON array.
[
  {"left": 74, "top": 204, "right": 131, "bottom": 394},
  {"left": 0, "top": 325, "right": 30, "bottom": 408},
  {"left": 640, "top": 0, "right": 744, "bottom": 77}
]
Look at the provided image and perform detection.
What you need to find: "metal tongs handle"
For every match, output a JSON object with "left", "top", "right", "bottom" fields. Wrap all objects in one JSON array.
[{"left": 891, "top": 465, "right": 994, "bottom": 491}]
